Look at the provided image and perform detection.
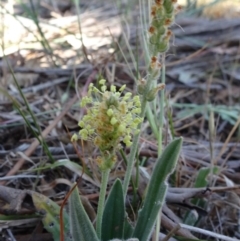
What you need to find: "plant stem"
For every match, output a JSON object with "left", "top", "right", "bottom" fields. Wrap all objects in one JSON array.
[
  {"left": 158, "top": 53, "right": 166, "bottom": 156},
  {"left": 96, "top": 168, "right": 110, "bottom": 239},
  {"left": 155, "top": 53, "right": 166, "bottom": 241},
  {"left": 122, "top": 132, "right": 140, "bottom": 198},
  {"left": 122, "top": 70, "right": 155, "bottom": 199}
]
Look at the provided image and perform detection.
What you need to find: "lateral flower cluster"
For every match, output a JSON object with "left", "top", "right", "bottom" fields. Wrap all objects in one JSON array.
[{"left": 72, "top": 79, "right": 143, "bottom": 169}]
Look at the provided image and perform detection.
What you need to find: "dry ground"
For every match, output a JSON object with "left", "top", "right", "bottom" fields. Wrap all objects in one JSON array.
[{"left": 0, "top": 0, "right": 240, "bottom": 240}]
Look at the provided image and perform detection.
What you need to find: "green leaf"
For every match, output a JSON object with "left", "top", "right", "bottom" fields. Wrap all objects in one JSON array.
[
  {"left": 31, "top": 192, "right": 71, "bottom": 241},
  {"left": 133, "top": 138, "right": 183, "bottom": 241},
  {"left": 194, "top": 166, "right": 219, "bottom": 188},
  {"left": 193, "top": 166, "right": 219, "bottom": 207},
  {"left": 68, "top": 184, "right": 99, "bottom": 241},
  {"left": 123, "top": 217, "right": 134, "bottom": 239},
  {"left": 102, "top": 179, "right": 125, "bottom": 241},
  {"left": 183, "top": 209, "right": 199, "bottom": 226},
  {"left": 183, "top": 166, "right": 219, "bottom": 225}
]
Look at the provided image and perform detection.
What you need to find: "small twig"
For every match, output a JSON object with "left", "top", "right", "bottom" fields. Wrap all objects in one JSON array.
[
  {"left": 180, "top": 223, "right": 240, "bottom": 241},
  {"left": 0, "top": 175, "right": 44, "bottom": 181},
  {"left": 161, "top": 212, "right": 196, "bottom": 239},
  {"left": 6, "top": 229, "right": 17, "bottom": 241},
  {"left": 169, "top": 185, "right": 240, "bottom": 193},
  {"left": 218, "top": 116, "right": 240, "bottom": 168},
  {"left": 161, "top": 223, "right": 181, "bottom": 241}
]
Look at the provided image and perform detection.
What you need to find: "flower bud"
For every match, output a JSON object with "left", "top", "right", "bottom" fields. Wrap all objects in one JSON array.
[
  {"left": 146, "top": 84, "right": 165, "bottom": 102},
  {"left": 137, "top": 78, "right": 146, "bottom": 95},
  {"left": 164, "top": 0, "right": 174, "bottom": 15},
  {"left": 157, "top": 40, "right": 169, "bottom": 53}
]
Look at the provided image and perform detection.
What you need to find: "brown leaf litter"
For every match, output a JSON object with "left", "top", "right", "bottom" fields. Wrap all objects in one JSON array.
[{"left": 0, "top": 0, "right": 240, "bottom": 240}]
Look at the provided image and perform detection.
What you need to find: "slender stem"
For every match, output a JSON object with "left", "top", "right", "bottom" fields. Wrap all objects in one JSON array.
[
  {"left": 96, "top": 168, "right": 110, "bottom": 239},
  {"left": 155, "top": 53, "right": 166, "bottom": 241},
  {"left": 123, "top": 70, "right": 154, "bottom": 198},
  {"left": 158, "top": 53, "right": 166, "bottom": 156},
  {"left": 122, "top": 132, "right": 140, "bottom": 198}
]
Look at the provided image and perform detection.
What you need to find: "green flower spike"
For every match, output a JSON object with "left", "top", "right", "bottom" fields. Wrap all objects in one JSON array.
[
  {"left": 149, "top": 0, "right": 178, "bottom": 55},
  {"left": 73, "top": 79, "right": 143, "bottom": 170}
]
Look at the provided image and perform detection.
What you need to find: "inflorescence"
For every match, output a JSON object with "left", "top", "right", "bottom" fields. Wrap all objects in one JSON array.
[{"left": 72, "top": 79, "right": 143, "bottom": 170}]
